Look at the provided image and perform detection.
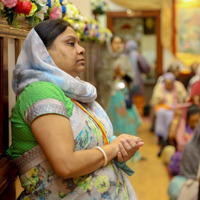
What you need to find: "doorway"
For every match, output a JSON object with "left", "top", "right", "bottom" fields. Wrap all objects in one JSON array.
[
  {"left": 107, "top": 10, "right": 162, "bottom": 80},
  {"left": 107, "top": 10, "right": 162, "bottom": 108}
]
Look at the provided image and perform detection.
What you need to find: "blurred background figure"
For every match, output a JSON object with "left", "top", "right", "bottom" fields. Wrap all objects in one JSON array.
[
  {"left": 97, "top": 35, "right": 133, "bottom": 111},
  {"left": 168, "top": 118, "right": 200, "bottom": 200},
  {"left": 125, "top": 40, "right": 151, "bottom": 117},
  {"left": 167, "top": 104, "right": 200, "bottom": 177},
  {"left": 97, "top": 35, "right": 143, "bottom": 161},
  {"left": 187, "top": 63, "right": 200, "bottom": 94},
  {"left": 157, "top": 63, "right": 181, "bottom": 83},
  {"left": 150, "top": 72, "right": 187, "bottom": 156}
]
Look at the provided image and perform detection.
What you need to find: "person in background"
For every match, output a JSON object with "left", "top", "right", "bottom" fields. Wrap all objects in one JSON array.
[
  {"left": 168, "top": 104, "right": 200, "bottom": 176},
  {"left": 97, "top": 35, "right": 143, "bottom": 161},
  {"left": 150, "top": 63, "right": 183, "bottom": 132},
  {"left": 187, "top": 64, "right": 200, "bottom": 94},
  {"left": 168, "top": 119, "right": 200, "bottom": 200},
  {"left": 125, "top": 39, "right": 151, "bottom": 117},
  {"left": 96, "top": 35, "right": 134, "bottom": 111},
  {"left": 157, "top": 63, "right": 181, "bottom": 83},
  {"left": 6, "top": 19, "right": 144, "bottom": 200},
  {"left": 150, "top": 72, "right": 187, "bottom": 156}
]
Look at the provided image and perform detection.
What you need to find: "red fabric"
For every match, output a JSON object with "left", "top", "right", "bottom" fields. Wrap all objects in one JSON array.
[
  {"left": 14, "top": 0, "right": 32, "bottom": 16},
  {"left": 175, "top": 102, "right": 192, "bottom": 151},
  {"left": 189, "top": 80, "right": 200, "bottom": 102}
]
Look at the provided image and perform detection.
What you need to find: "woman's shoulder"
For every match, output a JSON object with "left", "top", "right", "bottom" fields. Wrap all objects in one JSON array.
[
  {"left": 20, "top": 81, "right": 67, "bottom": 100},
  {"left": 24, "top": 81, "right": 63, "bottom": 92},
  {"left": 16, "top": 81, "right": 73, "bottom": 116}
]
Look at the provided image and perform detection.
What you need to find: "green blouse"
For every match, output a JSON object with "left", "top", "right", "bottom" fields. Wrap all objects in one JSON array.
[{"left": 7, "top": 81, "right": 73, "bottom": 160}]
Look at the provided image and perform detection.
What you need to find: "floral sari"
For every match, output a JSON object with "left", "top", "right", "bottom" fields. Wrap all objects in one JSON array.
[{"left": 15, "top": 99, "right": 137, "bottom": 200}]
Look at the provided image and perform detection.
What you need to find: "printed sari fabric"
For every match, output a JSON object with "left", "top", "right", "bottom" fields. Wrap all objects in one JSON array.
[{"left": 13, "top": 82, "right": 137, "bottom": 200}]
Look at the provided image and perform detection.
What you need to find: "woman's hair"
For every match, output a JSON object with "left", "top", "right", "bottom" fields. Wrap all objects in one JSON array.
[
  {"left": 34, "top": 19, "right": 72, "bottom": 47},
  {"left": 110, "top": 34, "right": 122, "bottom": 43},
  {"left": 163, "top": 72, "right": 175, "bottom": 82}
]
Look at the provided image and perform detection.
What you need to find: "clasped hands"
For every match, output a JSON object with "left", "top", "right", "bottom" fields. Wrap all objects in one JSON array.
[{"left": 111, "top": 134, "right": 144, "bottom": 162}]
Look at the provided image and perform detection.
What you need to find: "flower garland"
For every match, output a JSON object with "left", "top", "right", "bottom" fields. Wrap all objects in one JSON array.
[
  {"left": 63, "top": 3, "right": 112, "bottom": 43},
  {"left": 0, "top": 0, "right": 112, "bottom": 43}
]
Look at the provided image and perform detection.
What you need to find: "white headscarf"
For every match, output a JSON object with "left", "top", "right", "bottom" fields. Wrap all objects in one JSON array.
[{"left": 12, "top": 28, "right": 97, "bottom": 103}]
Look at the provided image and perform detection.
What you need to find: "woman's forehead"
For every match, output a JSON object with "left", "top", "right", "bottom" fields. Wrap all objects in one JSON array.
[{"left": 60, "top": 27, "right": 78, "bottom": 39}]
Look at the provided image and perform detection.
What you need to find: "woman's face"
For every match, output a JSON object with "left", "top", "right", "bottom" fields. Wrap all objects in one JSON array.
[
  {"left": 164, "top": 79, "right": 174, "bottom": 91},
  {"left": 111, "top": 36, "right": 122, "bottom": 53},
  {"left": 47, "top": 27, "right": 85, "bottom": 77}
]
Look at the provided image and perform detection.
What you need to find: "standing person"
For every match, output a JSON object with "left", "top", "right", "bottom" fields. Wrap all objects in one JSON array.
[
  {"left": 96, "top": 35, "right": 134, "bottom": 111},
  {"left": 6, "top": 19, "right": 144, "bottom": 200},
  {"left": 125, "top": 40, "right": 151, "bottom": 117},
  {"left": 97, "top": 35, "right": 142, "bottom": 161}
]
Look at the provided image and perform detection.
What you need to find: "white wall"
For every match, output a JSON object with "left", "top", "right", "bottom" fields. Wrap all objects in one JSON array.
[
  {"left": 104, "top": 0, "right": 126, "bottom": 11},
  {"left": 163, "top": 48, "right": 187, "bottom": 72},
  {"left": 69, "top": 0, "right": 92, "bottom": 17}
]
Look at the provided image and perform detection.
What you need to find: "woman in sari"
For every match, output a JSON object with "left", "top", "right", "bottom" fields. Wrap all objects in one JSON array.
[
  {"left": 97, "top": 35, "right": 142, "bottom": 161},
  {"left": 6, "top": 19, "right": 144, "bottom": 200}
]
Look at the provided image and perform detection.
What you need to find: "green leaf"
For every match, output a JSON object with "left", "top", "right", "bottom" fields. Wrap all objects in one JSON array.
[
  {"left": 27, "top": 16, "right": 35, "bottom": 27},
  {"left": 35, "top": 3, "right": 43, "bottom": 12}
]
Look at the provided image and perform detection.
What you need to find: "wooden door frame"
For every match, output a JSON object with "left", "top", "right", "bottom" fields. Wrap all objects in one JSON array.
[{"left": 106, "top": 10, "right": 163, "bottom": 78}]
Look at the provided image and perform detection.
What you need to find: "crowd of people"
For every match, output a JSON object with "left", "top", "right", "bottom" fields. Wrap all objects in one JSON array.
[
  {"left": 150, "top": 63, "right": 200, "bottom": 200},
  {"left": 5, "top": 18, "right": 200, "bottom": 200}
]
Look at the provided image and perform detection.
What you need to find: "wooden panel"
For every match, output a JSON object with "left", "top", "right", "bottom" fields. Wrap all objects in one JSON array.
[
  {"left": 0, "top": 37, "right": 3, "bottom": 153},
  {"left": 81, "top": 42, "right": 105, "bottom": 86},
  {"left": 0, "top": 17, "right": 29, "bottom": 39},
  {"left": 0, "top": 21, "right": 26, "bottom": 198},
  {"left": 0, "top": 36, "right": 18, "bottom": 200},
  {"left": 0, "top": 156, "right": 18, "bottom": 200},
  {"left": 0, "top": 37, "right": 9, "bottom": 153}
]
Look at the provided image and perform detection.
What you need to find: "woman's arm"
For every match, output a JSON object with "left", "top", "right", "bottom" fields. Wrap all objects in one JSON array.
[
  {"left": 168, "top": 109, "right": 182, "bottom": 146},
  {"left": 31, "top": 114, "right": 143, "bottom": 178}
]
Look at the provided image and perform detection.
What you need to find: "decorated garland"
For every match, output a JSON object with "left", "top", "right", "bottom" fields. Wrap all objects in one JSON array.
[{"left": 0, "top": 0, "right": 112, "bottom": 43}]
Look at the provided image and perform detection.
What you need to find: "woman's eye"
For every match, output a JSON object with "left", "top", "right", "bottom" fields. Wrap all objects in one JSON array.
[{"left": 67, "top": 41, "right": 75, "bottom": 46}]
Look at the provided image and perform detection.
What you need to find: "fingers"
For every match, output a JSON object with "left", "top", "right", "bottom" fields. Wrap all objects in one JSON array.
[
  {"left": 119, "top": 141, "right": 129, "bottom": 158},
  {"left": 117, "top": 151, "right": 124, "bottom": 162},
  {"left": 137, "top": 141, "right": 144, "bottom": 147},
  {"left": 116, "top": 136, "right": 144, "bottom": 162},
  {"left": 118, "top": 138, "right": 138, "bottom": 162}
]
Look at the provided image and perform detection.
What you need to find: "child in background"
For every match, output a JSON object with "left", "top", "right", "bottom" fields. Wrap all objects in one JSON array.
[{"left": 168, "top": 105, "right": 200, "bottom": 176}]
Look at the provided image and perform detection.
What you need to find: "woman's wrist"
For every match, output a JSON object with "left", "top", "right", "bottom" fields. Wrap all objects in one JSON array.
[{"left": 94, "top": 146, "right": 108, "bottom": 166}]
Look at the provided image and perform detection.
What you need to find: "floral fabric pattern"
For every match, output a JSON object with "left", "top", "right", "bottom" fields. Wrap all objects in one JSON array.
[{"left": 17, "top": 101, "right": 138, "bottom": 200}]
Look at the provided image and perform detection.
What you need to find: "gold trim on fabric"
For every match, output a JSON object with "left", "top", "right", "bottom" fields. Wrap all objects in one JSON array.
[
  {"left": 24, "top": 98, "right": 69, "bottom": 125},
  {"left": 15, "top": 145, "right": 47, "bottom": 176}
]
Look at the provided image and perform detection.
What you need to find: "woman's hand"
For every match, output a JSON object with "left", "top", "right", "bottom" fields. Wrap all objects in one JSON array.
[{"left": 110, "top": 134, "right": 144, "bottom": 162}]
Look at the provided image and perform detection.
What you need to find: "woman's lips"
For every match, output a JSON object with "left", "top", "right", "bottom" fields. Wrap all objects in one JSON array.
[{"left": 77, "top": 59, "right": 85, "bottom": 65}]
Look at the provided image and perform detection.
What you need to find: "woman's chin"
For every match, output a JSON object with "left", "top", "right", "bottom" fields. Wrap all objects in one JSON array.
[{"left": 76, "top": 66, "right": 85, "bottom": 76}]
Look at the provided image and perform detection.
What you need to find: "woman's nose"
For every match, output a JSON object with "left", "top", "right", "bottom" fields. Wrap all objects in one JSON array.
[{"left": 77, "top": 45, "right": 85, "bottom": 54}]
